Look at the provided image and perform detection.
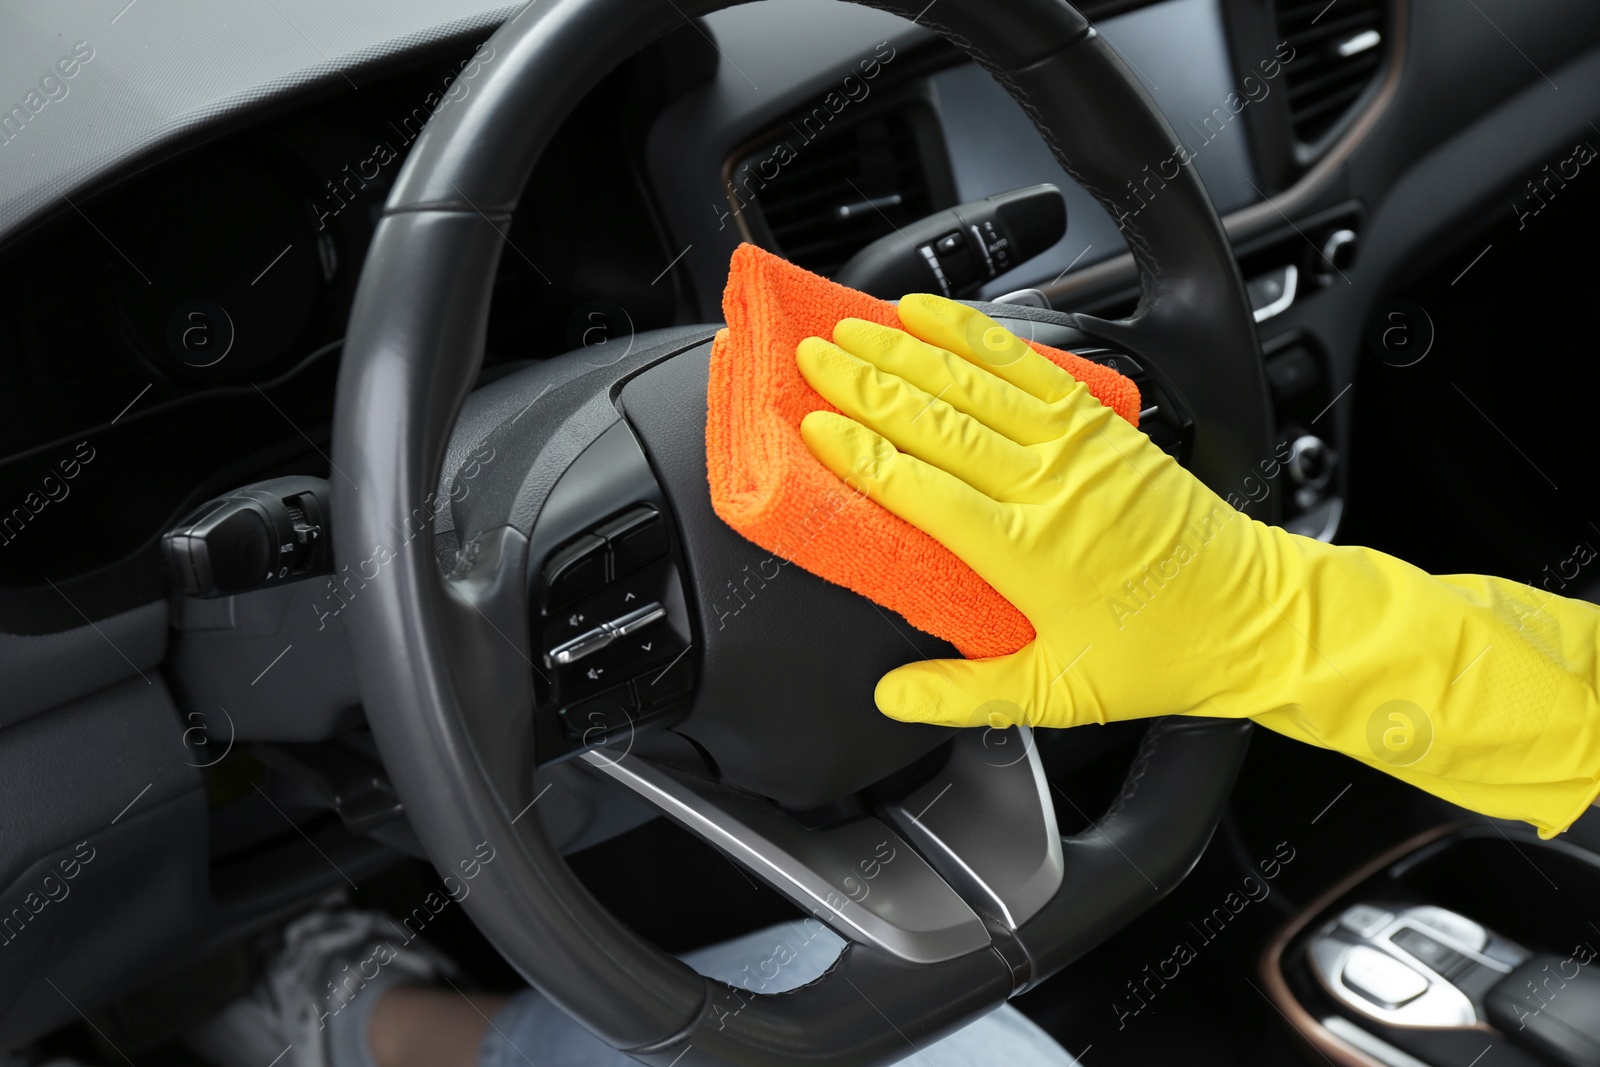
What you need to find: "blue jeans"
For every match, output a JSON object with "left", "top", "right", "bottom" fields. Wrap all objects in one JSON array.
[{"left": 330, "top": 923, "right": 1076, "bottom": 1067}]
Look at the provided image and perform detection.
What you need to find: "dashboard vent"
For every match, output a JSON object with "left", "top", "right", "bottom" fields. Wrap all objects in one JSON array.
[
  {"left": 733, "top": 110, "right": 936, "bottom": 277},
  {"left": 1273, "top": 0, "right": 1388, "bottom": 144}
]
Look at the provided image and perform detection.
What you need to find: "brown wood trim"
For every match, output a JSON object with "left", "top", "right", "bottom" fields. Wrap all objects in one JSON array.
[{"left": 1258, "top": 822, "right": 1466, "bottom": 1067}]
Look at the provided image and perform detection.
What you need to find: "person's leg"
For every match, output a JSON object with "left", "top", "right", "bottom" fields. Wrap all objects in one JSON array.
[
  {"left": 677, "top": 922, "right": 1077, "bottom": 1067},
  {"left": 194, "top": 902, "right": 1076, "bottom": 1067},
  {"left": 352, "top": 922, "right": 1077, "bottom": 1067},
  {"left": 360, "top": 988, "right": 509, "bottom": 1067},
  {"left": 336, "top": 982, "right": 639, "bottom": 1067},
  {"left": 185, "top": 903, "right": 458, "bottom": 1067}
]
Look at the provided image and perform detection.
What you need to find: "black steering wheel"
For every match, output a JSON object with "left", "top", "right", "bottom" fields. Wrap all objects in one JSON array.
[{"left": 332, "top": 1, "right": 1269, "bottom": 1062}]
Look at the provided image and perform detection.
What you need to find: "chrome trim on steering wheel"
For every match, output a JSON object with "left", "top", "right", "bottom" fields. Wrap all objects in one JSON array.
[
  {"left": 882, "top": 727, "right": 1064, "bottom": 930},
  {"left": 580, "top": 725, "right": 1064, "bottom": 960},
  {"left": 579, "top": 748, "right": 993, "bottom": 964}
]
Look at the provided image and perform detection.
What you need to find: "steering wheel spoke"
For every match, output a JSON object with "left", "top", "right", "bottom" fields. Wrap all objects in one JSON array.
[
  {"left": 880, "top": 727, "right": 1064, "bottom": 932},
  {"left": 580, "top": 746, "right": 994, "bottom": 965},
  {"left": 576, "top": 725, "right": 1063, "bottom": 969}
]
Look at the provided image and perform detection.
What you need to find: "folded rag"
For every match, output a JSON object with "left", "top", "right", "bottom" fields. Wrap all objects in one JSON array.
[{"left": 705, "top": 243, "right": 1142, "bottom": 659}]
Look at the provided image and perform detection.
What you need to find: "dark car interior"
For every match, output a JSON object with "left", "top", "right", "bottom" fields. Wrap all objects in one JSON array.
[{"left": 4, "top": 0, "right": 1600, "bottom": 1063}]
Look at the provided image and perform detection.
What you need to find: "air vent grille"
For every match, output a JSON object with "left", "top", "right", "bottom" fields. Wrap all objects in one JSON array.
[
  {"left": 1274, "top": 0, "right": 1388, "bottom": 144},
  {"left": 733, "top": 111, "right": 935, "bottom": 277}
]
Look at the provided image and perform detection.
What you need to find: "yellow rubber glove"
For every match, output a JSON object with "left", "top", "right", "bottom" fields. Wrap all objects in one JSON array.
[{"left": 796, "top": 293, "right": 1600, "bottom": 838}]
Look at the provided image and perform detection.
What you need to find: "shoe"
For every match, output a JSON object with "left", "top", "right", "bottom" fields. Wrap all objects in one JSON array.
[{"left": 185, "top": 893, "right": 456, "bottom": 1067}]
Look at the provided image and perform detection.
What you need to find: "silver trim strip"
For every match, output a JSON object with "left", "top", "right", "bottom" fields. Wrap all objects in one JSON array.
[
  {"left": 970, "top": 224, "right": 996, "bottom": 276},
  {"left": 1321, "top": 228, "right": 1360, "bottom": 272},
  {"left": 549, "top": 601, "right": 666, "bottom": 666},
  {"left": 1338, "top": 30, "right": 1383, "bottom": 58},
  {"left": 1321, "top": 1017, "right": 1433, "bottom": 1067},
  {"left": 1251, "top": 264, "right": 1299, "bottom": 323},
  {"left": 579, "top": 748, "right": 993, "bottom": 964},
  {"left": 992, "top": 287, "right": 1052, "bottom": 309},
  {"left": 881, "top": 727, "right": 1064, "bottom": 929}
]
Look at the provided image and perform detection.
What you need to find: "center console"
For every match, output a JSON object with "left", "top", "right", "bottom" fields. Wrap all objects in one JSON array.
[{"left": 1265, "top": 825, "right": 1600, "bottom": 1067}]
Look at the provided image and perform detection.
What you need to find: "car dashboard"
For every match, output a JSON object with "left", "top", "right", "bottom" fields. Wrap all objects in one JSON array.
[{"left": 2, "top": 0, "right": 1600, "bottom": 1050}]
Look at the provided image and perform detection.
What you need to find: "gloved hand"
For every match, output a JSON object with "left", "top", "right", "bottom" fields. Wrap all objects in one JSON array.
[{"left": 797, "top": 293, "right": 1600, "bottom": 837}]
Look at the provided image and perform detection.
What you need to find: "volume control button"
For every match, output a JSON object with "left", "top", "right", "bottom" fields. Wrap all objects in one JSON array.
[
  {"left": 542, "top": 535, "right": 608, "bottom": 613},
  {"left": 609, "top": 602, "right": 666, "bottom": 637},
  {"left": 548, "top": 627, "right": 616, "bottom": 666},
  {"left": 545, "top": 601, "right": 666, "bottom": 667}
]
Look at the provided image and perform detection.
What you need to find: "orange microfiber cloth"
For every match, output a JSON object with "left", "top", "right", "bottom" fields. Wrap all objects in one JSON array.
[{"left": 706, "top": 243, "right": 1142, "bottom": 660}]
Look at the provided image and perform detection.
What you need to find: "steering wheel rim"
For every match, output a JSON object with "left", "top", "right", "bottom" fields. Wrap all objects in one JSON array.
[{"left": 332, "top": 1, "right": 1268, "bottom": 1062}]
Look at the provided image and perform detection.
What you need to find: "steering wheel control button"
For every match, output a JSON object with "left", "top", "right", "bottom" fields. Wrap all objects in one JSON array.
[
  {"left": 609, "top": 601, "right": 666, "bottom": 637},
  {"left": 558, "top": 629, "right": 687, "bottom": 696},
  {"left": 640, "top": 654, "right": 693, "bottom": 707},
  {"left": 547, "top": 602, "right": 667, "bottom": 668},
  {"left": 530, "top": 484, "right": 695, "bottom": 763},
  {"left": 1073, "top": 347, "right": 1195, "bottom": 464},
  {"left": 542, "top": 534, "right": 608, "bottom": 612},
  {"left": 561, "top": 683, "right": 638, "bottom": 742},
  {"left": 543, "top": 563, "right": 689, "bottom": 709},
  {"left": 1342, "top": 945, "right": 1430, "bottom": 1009},
  {"left": 595, "top": 505, "right": 669, "bottom": 578},
  {"left": 549, "top": 627, "right": 617, "bottom": 667}
]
